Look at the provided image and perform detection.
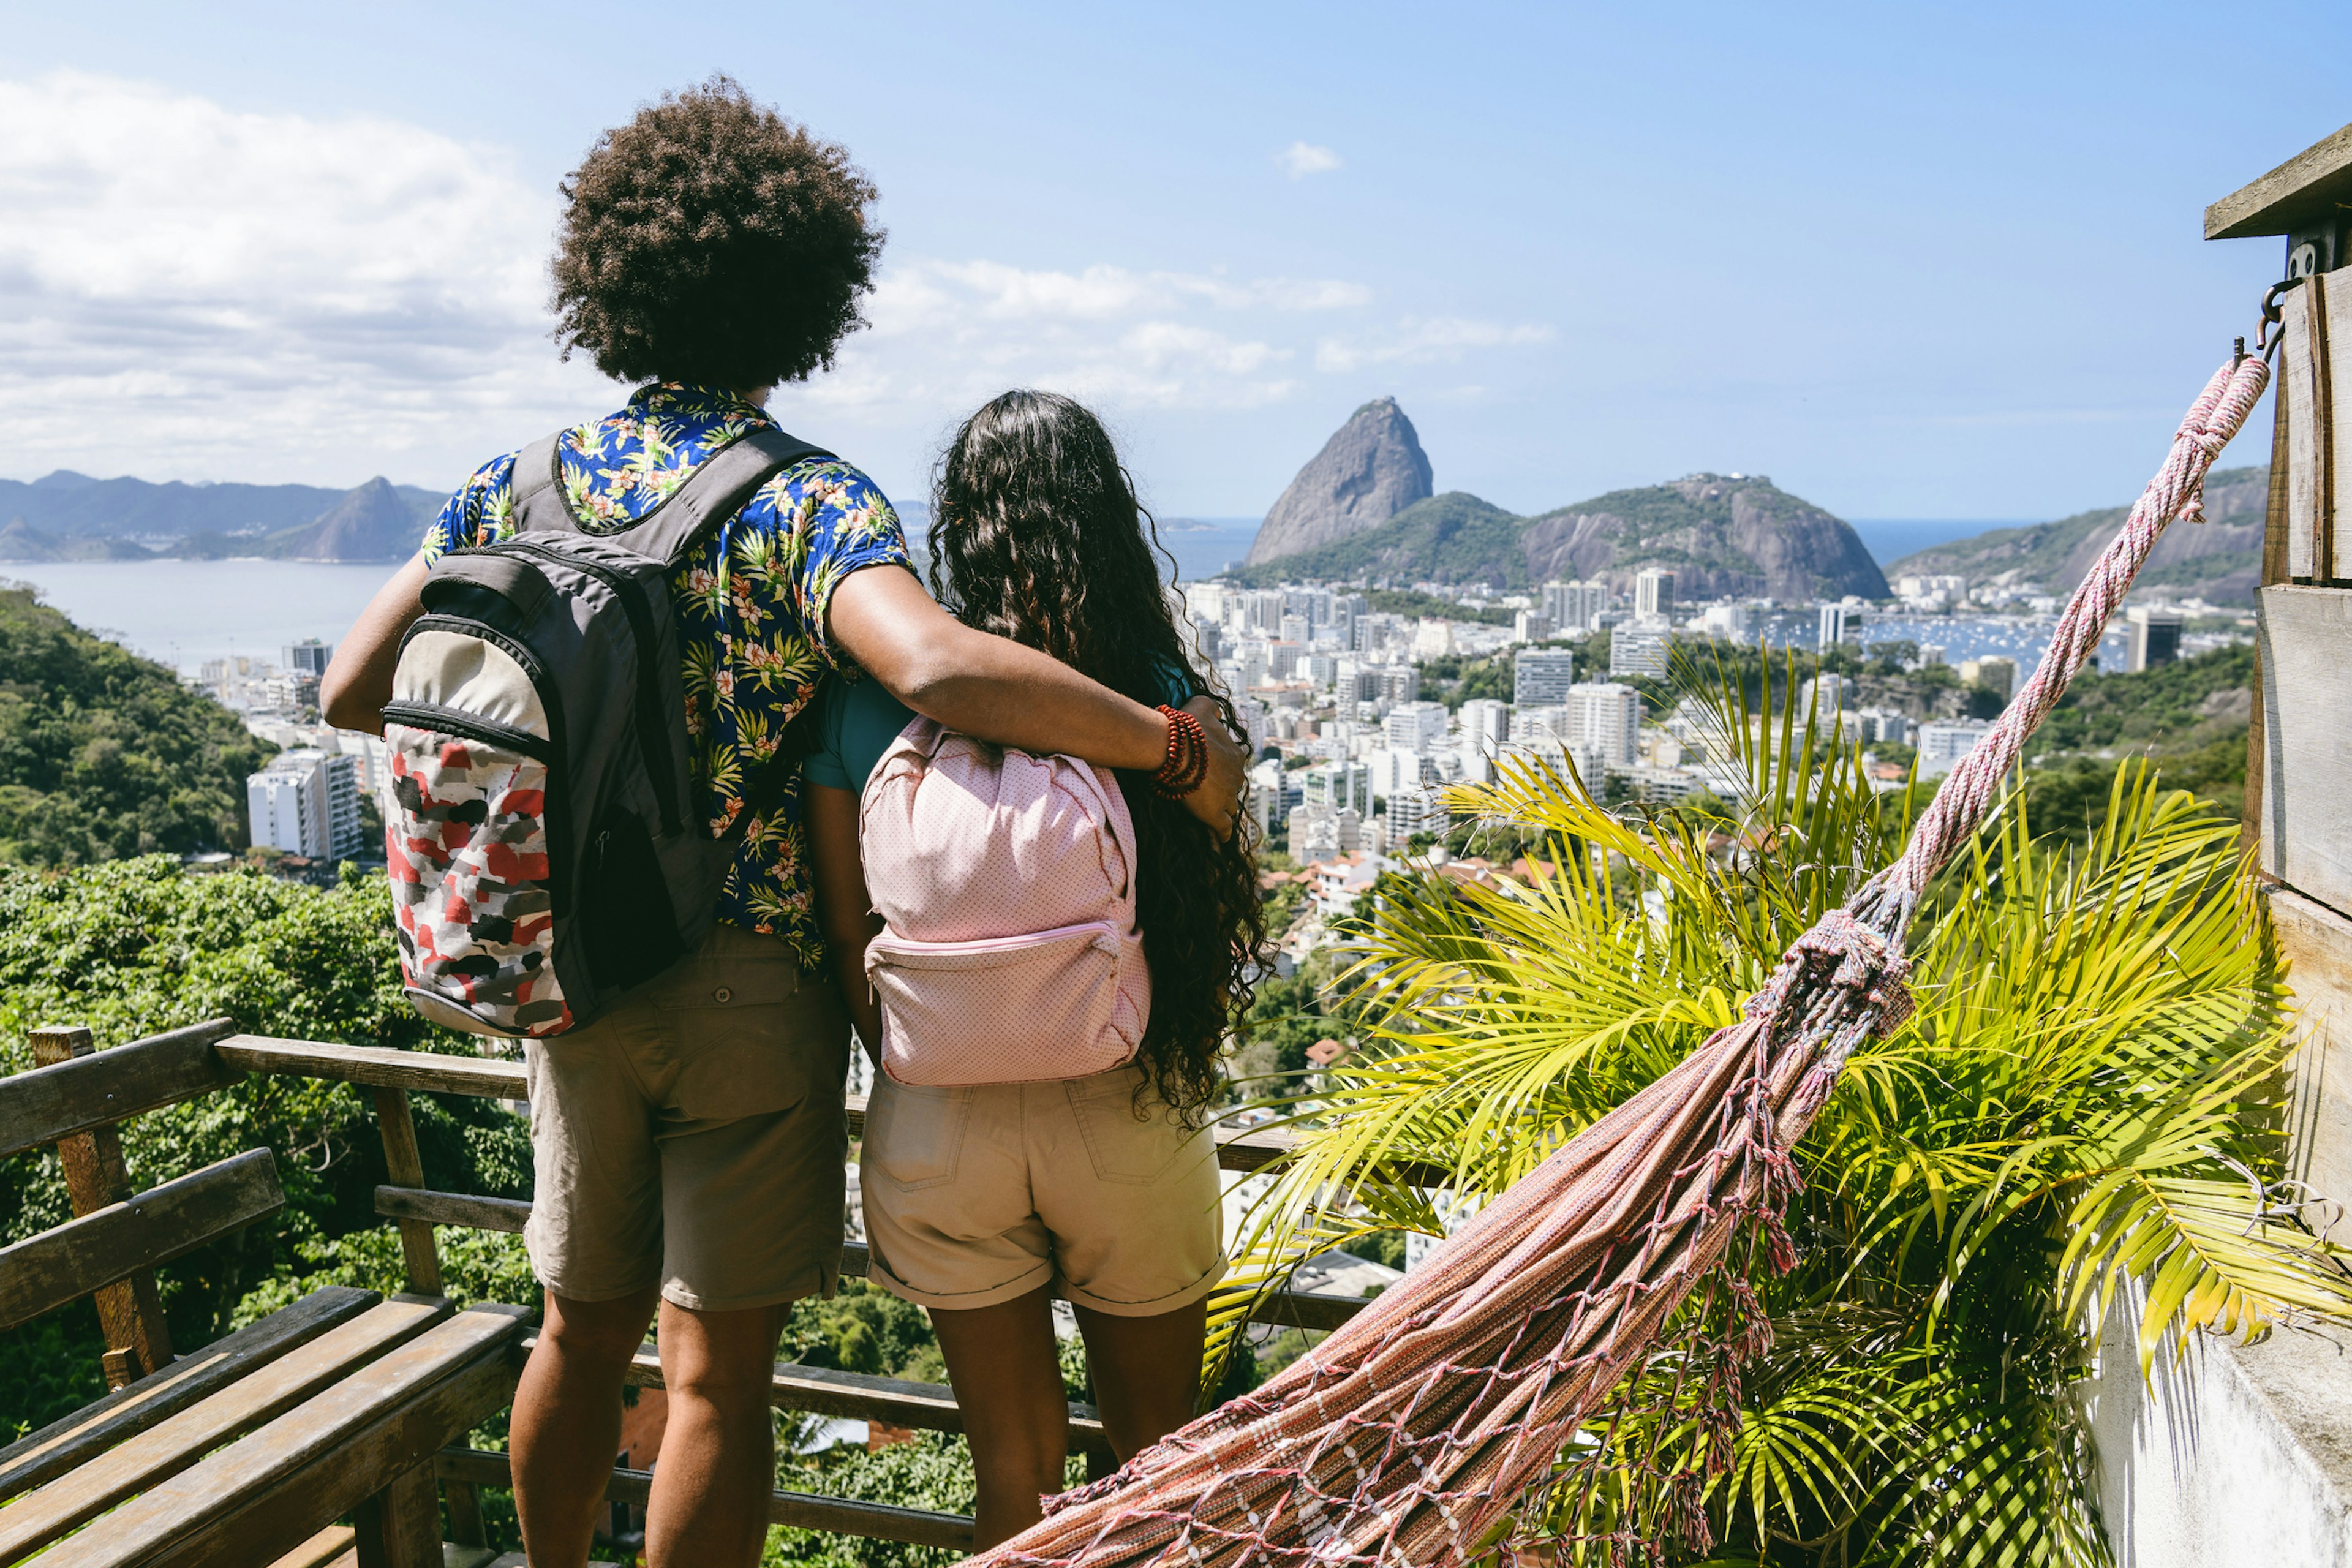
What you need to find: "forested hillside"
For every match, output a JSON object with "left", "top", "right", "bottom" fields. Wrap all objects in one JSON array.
[{"left": 0, "top": 585, "right": 271, "bottom": 863}]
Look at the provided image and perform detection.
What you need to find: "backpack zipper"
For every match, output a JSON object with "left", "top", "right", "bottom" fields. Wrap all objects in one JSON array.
[
  {"left": 380, "top": 702, "right": 551, "bottom": 761},
  {"left": 489, "top": 540, "right": 685, "bottom": 838}
]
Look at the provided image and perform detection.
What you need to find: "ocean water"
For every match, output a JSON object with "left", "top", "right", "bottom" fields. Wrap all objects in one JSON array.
[
  {"left": 1, "top": 559, "right": 398, "bottom": 674},
  {"left": 0, "top": 518, "right": 2024, "bottom": 677}
]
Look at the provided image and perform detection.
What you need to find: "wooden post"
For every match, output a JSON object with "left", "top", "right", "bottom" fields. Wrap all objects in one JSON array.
[
  {"left": 2247, "top": 375, "right": 2295, "bottom": 854},
  {"left": 351, "top": 1459, "right": 443, "bottom": 1568},
  {"left": 442, "top": 1476, "right": 487, "bottom": 1549},
  {"left": 372, "top": 1087, "right": 443, "bottom": 1297},
  {"left": 27, "top": 1025, "right": 173, "bottom": 1385}
]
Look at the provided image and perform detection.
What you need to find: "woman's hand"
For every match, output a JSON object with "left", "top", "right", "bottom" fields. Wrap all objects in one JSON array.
[{"left": 1179, "top": 695, "right": 1246, "bottom": 840}]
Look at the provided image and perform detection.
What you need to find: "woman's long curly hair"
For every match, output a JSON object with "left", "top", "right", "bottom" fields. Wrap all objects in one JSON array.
[{"left": 930, "top": 390, "right": 1264, "bottom": 1121}]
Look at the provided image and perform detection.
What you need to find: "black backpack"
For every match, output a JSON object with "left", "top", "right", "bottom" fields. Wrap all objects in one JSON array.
[{"left": 382, "top": 426, "right": 831, "bottom": 1038}]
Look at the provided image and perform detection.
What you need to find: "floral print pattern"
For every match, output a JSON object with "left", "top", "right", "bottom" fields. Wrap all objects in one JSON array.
[{"left": 420, "top": 382, "right": 911, "bottom": 967}]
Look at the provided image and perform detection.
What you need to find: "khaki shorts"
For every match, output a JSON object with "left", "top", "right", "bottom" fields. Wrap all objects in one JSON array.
[
  {"left": 521, "top": 924, "right": 851, "bottom": 1313},
  {"left": 861, "top": 1064, "right": 1225, "bottom": 1317}
]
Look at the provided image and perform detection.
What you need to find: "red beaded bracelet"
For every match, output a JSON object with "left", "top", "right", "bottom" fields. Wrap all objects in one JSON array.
[{"left": 1153, "top": 706, "right": 1210, "bottom": 798}]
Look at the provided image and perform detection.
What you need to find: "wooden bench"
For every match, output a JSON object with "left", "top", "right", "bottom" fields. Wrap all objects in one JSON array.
[
  {"left": 2, "top": 1021, "right": 1379, "bottom": 1562},
  {"left": 0, "top": 1022, "right": 529, "bottom": 1567}
]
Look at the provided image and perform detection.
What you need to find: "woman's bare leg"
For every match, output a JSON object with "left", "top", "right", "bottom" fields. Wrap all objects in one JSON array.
[
  {"left": 1070, "top": 1298, "right": 1208, "bottom": 1460},
  {"left": 929, "top": 1286, "right": 1069, "bottom": 1548}
]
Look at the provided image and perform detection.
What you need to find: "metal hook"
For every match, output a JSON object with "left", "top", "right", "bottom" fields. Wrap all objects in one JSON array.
[{"left": 2258, "top": 275, "right": 2307, "bottom": 360}]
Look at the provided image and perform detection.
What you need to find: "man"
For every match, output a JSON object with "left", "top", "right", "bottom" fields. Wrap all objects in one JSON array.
[{"left": 322, "top": 79, "right": 1241, "bottom": 1568}]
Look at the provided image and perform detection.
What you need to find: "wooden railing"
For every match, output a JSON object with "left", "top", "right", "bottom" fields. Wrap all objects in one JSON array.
[{"left": 210, "top": 1030, "right": 1393, "bottom": 1553}]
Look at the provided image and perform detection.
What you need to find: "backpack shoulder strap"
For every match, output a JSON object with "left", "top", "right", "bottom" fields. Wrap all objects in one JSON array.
[
  {"left": 499, "top": 426, "right": 835, "bottom": 554},
  {"left": 629, "top": 427, "right": 836, "bottom": 566},
  {"left": 507, "top": 432, "right": 574, "bottom": 535}
]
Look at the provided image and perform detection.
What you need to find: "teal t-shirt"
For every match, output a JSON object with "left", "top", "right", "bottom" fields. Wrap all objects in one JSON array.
[{"left": 804, "top": 662, "right": 1197, "bottom": 793}]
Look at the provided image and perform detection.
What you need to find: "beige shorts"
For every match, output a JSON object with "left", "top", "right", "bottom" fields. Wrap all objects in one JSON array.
[
  {"left": 521, "top": 924, "right": 851, "bottom": 1313},
  {"left": 861, "top": 1064, "right": 1225, "bottom": 1317}
]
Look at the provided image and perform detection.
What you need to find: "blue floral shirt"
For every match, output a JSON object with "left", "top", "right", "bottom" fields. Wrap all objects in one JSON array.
[{"left": 420, "top": 383, "right": 910, "bottom": 967}]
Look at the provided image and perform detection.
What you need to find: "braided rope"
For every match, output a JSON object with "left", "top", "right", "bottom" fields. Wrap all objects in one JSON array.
[
  {"left": 967, "top": 350, "right": 2272, "bottom": 1568},
  {"left": 1881, "top": 352, "right": 2272, "bottom": 900}
]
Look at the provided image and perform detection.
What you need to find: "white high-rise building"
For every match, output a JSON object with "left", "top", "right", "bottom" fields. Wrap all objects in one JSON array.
[
  {"left": 1610, "top": 628, "right": 1670, "bottom": 680},
  {"left": 1513, "top": 649, "right": 1577, "bottom": 707},
  {"left": 1370, "top": 748, "right": 1437, "bottom": 802},
  {"left": 247, "top": 748, "right": 364, "bottom": 861},
  {"left": 1384, "top": 701, "right": 1450, "bottom": 754},
  {"left": 284, "top": 638, "right": 335, "bottom": 678},
  {"left": 2125, "top": 606, "right": 2182, "bottom": 671},
  {"left": 1458, "top": 698, "right": 1511, "bottom": 785},
  {"left": 1387, "top": 786, "right": 1450, "bottom": 844},
  {"left": 1565, "top": 682, "right": 1643, "bottom": 769},
  {"left": 1634, "top": 570, "right": 1676, "bottom": 623},
  {"left": 1818, "top": 603, "right": 1856, "bottom": 648},
  {"left": 1916, "top": 720, "right": 1995, "bottom": 777},
  {"left": 1959, "top": 656, "right": 2018, "bottom": 703},
  {"left": 1800, "top": 673, "right": 1851, "bottom": 717},
  {"left": 1512, "top": 609, "right": 1553, "bottom": 644},
  {"left": 1542, "top": 579, "right": 1610, "bottom": 635},
  {"left": 1854, "top": 707, "right": 1909, "bottom": 745},
  {"left": 1302, "top": 760, "right": 1373, "bottom": 815},
  {"left": 1459, "top": 699, "right": 1511, "bottom": 754}
]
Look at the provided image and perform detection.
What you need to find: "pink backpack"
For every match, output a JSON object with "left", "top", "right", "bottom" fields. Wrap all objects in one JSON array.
[{"left": 858, "top": 717, "right": 1151, "bottom": 1085}]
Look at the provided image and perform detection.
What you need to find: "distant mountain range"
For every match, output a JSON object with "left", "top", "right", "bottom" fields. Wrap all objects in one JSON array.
[
  {"left": 1885, "top": 466, "right": 2268, "bottom": 605},
  {"left": 1234, "top": 402, "right": 1887, "bottom": 600},
  {"left": 0, "top": 470, "right": 443, "bottom": 563},
  {"left": 1237, "top": 399, "right": 2263, "bottom": 605}
]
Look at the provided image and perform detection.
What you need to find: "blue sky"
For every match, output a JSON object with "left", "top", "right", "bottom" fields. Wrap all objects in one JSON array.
[{"left": 1, "top": 1, "right": 2345, "bottom": 523}]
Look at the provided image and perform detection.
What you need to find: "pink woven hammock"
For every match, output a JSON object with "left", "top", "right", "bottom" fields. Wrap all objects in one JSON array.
[{"left": 978, "top": 347, "right": 2274, "bottom": 1568}]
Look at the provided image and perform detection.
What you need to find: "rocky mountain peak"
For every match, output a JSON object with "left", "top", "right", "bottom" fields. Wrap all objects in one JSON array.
[
  {"left": 1245, "top": 397, "right": 1433, "bottom": 565},
  {"left": 287, "top": 477, "right": 416, "bottom": 562}
]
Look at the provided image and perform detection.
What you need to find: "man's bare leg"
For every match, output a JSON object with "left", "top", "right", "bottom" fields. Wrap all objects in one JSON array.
[
  {"left": 646, "top": 1297, "right": 793, "bottom": 1568},
  {"left": 511, "top": 1286, "right": 662, "bottom": 1567}
]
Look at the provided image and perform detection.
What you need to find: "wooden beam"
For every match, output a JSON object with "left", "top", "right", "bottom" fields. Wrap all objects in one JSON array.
[
  {"left": 386, "top": 1187, "right": 1371, "bottom": 1332},
  {"left": 433, "top": 1445, "right": 978, "bottom": 1551},
  {"left": 214, "top": 1035, "right": 527, "bottom": 1099},
  {"left": 372, "top": 1087, "right": 443, "bottom": 1296},
  {"left": 62, "top": 1305, "right": 530, "bottom": 1568},
  {"left": 376, "top": 1186, "right": 528, "bottom": 1233},
  {"left": 0, "top": 1017, "right": 240, "bottom": 1162},
  {"left": 350, "top": 1459, "right": 443, "bottom": 1568},
  {"left": 2206, "top": 121, "right": 2352, "bottom": 241},
  {"left": 0, "top": 1295, "right": 450, "bottom": 1564},
  {"left": 28, "top": 1025, "right": 175, "bottom": 1384},
  {"left": 0, "top": 1286, "right": 380, "bottom": 1506},
  {"left": 0, "top": 1148, "right": 285, "bottom": 1333}
]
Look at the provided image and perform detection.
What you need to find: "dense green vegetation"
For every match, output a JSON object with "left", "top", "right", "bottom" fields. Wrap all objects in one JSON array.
[
  {"left": 1229, "top": 492, "right": 1529, "bottom": 588},
  {"left": 1358, "top": 588, "right": 1515, "bottom": 626},
  {"left": 0, "top": 859, "right": 533, "bottom": 1441},
  {"left": 2018, "top": 641, "right": 2254, "bottom": 839},
  {"left": 0, "top": 586, "right": 272, "bottom": 864}
]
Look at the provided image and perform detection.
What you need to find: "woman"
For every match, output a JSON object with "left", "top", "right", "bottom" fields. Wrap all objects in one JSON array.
[{"left": 805, "top": 390, "right": 1263, "bottom": 1547}]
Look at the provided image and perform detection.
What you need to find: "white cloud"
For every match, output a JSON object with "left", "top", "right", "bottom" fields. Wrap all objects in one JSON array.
[
  {"left": 801, "top": 259, "right": 1318, "bottom": 413},
  {"left": 0, "top": 70, "right": 605, "bottom": 485},
  {"left": 0, "top": 75, "right": 1548, "bottom": 492},
  {"left": 1276, "top": 141, "right": 1343, "bottom": 179},
  {"left": 1314, "top": 317, "right": 1555, "bottom": 374}
]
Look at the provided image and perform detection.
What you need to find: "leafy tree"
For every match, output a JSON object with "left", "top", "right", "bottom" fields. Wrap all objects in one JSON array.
[{"left": 0, "top": 587, "right": 274, "bottom": 864}]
